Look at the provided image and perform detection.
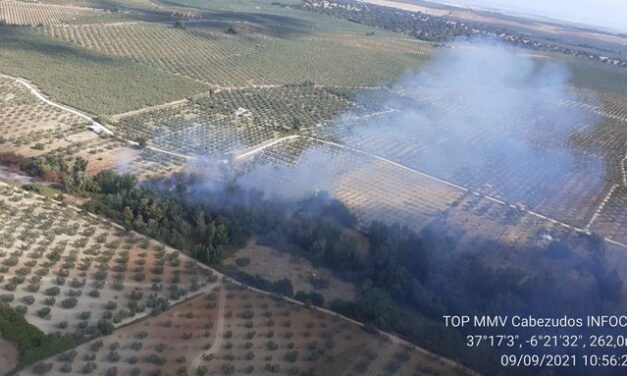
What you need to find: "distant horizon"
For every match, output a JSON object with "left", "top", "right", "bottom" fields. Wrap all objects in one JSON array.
[{"left": 423, "top": 0, "right": 627, "bottom": 34}]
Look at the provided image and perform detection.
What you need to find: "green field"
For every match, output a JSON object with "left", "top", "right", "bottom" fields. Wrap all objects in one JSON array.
[
  {"left": 567, "top": 58, "right": 627, "bottom": 97},
  {"left": 0, "top": 0, "right": 434, "bottom": 116},
  {"left": 0, "top": 26, "right": 208, "bottom": 115}
]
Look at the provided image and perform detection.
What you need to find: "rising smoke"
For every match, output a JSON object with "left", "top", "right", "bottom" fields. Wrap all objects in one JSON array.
[
  {"left": 163, "top": 39, "right": 603, "bottom": 222},
  {"left": 332, "top": 39, "right": 603, "bottom": 212}
]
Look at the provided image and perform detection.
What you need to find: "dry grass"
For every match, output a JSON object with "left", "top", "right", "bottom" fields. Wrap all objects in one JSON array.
[{"left": 223, "top": 238, "right": 359, "bottom": 303}]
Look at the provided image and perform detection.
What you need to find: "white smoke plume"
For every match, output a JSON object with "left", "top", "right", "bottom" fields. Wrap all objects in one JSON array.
[{"left": 328, "top": 39, "right": 603, "bottom": 219}]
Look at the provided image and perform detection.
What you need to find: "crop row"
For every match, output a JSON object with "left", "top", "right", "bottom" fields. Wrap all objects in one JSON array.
[
  {"left": 591, "top": 187, "right": 627, "bottom": 244},
  {"left": 0, "top": 2, "right": 102, "bottom": 25},
  {"left": 118, "top": 85, "right": 354, "bottom": 157},
  {"left": 244, "top": 138, "right": 462, "bottom": 230},
  {"left": 22, "top": 282, "right": 448, "bottom": 376},
  {"left": 0, "top": 77, "right": 93, "bottom": 154},
  {"left": 315, "top": 90, "right": 622, "bottom": 228},
  {"left": 120, "top": 149, "right": 189, "bottom": 179},
  {"left": 0, "top": 185, "right": 216, "bottom": 339},
  {"left": 39, "top": 23, "right": 429, "bottom": 87}
]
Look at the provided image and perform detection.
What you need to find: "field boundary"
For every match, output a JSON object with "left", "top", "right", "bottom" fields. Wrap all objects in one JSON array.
[
  {"left": 585, "top": 184, "right": 619, "bottom": 231},
  {"left": 110, "top": 98, "right": 189, "bottom": 121},
  {"left": 0, "top": 72, "right": 110, "bottom": 132},
  {"left": 233, "top": 135, "right": 300, "bottom": 161}
]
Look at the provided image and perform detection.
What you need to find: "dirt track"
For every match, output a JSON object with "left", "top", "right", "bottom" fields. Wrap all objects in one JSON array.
[{"left": 190, "top": 288, "right": 226, "bottom": 373}]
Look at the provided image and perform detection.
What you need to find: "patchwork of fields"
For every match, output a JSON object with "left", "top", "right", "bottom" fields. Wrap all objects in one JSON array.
[
  {"left": 3, "top": 62, "right": 627, "bottom": 247},
  {"left": 19, "top": 282, "right": 459, "bottom": 376},
  {"left": 37, "top": 22, "right": 431, "bottom": 87},
  {"left": 0, "top": 27, "right": 209, "bottom": 115},
  {"left": 306, "top": 85, "right": 627, "bottom": 234},
  {"left": 1, "top": 0, "right": 627, "bottom": 373},
  {"left": 0, "top": 184, "right": 463, "bottom": 376}
]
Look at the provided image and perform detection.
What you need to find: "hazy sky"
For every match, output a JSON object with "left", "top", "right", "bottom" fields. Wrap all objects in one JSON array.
[{"left": 433, "top": 0, "right": 627, "bottom": 32}]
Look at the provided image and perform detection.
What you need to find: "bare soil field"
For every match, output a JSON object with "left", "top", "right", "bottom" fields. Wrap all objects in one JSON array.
[{"left": 223, "top": 239, "right": 358, "bottom": 303}]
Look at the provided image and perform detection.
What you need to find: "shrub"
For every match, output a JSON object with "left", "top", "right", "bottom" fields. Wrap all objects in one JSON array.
[
  {"left": 234, "top": 257, "right": 251, "bottom": 267},
  {"left": 33, "top": 362, "right": 53, "bottom": 374},
  {"left": 98, "top": 320, "right": 114, "bottom": 335},
  {"left": 61, "top": 297, "right": 78, "bottom": 309},
  {"left": 266, "top": 340, "right": 278, "bottom": 351},
  {"left": 36, "top": 307, "right": 51, "bottom": 318},
  {"left": 43, "top": 297, "right": 56, "bottom": 306},
  {"left": 284, "top": 351, "right": 299, "bottom": 362},
  {"left": 44, "top": 286, "right": 60, "bottom": 296}
]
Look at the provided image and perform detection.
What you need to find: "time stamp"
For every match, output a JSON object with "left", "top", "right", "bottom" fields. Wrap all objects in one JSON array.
[
  {"left": 466, "top": 334, "right": 627, "bottom": 368},
  {"left": 444, "top": 315, "right": 627, "bottom": 368}
]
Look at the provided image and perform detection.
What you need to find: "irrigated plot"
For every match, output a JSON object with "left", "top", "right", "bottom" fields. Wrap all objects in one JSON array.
[
  {"left": 118, "top": 148, "right": 189, "bottom": 180},
  {"left": 0, "top": 184, "right": 218, "bottom": 339},
  {"left": 334, "top": 160, "right": 464, "bottom": 230}
]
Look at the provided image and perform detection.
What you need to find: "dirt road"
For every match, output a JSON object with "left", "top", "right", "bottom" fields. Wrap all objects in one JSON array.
[{"left": 190, "top": 287, "right": 226, "bottom": 373}]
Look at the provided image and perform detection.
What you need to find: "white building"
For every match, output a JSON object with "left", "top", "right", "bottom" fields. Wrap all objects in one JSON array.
[{"left": 234, "top": 107, "right": 249, "bottom": 117}]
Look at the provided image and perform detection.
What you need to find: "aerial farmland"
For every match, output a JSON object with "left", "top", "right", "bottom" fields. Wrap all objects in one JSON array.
[{"left": 1, "top": 0, "right": 627, "bottom": 374}]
